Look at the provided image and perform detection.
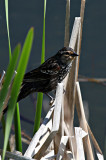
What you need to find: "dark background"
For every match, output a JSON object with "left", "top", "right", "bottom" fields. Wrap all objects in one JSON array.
[{"left": 0, "top": 0, "right": 106, "bottom": 158}]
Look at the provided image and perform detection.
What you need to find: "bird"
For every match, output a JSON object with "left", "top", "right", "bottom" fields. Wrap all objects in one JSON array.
[{"left": 17, "top": 46, "right": 78, "bottom": 102}]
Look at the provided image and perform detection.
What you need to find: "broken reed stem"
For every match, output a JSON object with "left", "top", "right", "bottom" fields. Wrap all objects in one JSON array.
[
  {"left": 53, "top": 83, "right": 64, "bottom": 156},
  {"left": 52, "top": 83, "right": 63, "bottom": 132},
  {"left": 0, "top": 149, "right": 35, "bottom": 160},
  {"left": 24, "top": 106, "right": 54, "bottom": 158},
  {"left": 24, "top": 83, "right": 63, "bottom": 159},
  {"left": 54, "top": 94, "right": 64, "bottom": 155},
  {"left": 56, "top": 136, "right": 68, "bottom": 160},
  {"left": 34, "top": 83, "right": 63, "bottom": 159},
  {"left": 75, "top": 82, "right": 94, "bottom": 160}
]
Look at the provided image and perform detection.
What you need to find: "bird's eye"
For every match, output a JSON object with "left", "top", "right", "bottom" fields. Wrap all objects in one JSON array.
[
  {"left": 64, "top": 53, "right": 70, "bottom": 58},
  {"left": 66, "top": 52, "right": 70, "bottom": 55}
]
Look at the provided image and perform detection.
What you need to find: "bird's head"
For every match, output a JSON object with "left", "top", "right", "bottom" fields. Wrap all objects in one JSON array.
[{"left": 57, "top": 47, "right": 78, "bottom": 65}]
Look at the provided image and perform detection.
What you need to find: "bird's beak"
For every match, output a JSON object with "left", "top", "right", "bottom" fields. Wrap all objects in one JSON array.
[
  {"left": 72, "top": 52, "right": 79, "bottom": 57},
  {"left": 69, "top": 51, "right": 79, "bottom": 57}
]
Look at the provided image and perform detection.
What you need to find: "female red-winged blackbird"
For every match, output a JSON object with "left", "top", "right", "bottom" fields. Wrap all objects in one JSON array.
[{"left": 17, "top": 47, "right": 78, "bottom": 102}]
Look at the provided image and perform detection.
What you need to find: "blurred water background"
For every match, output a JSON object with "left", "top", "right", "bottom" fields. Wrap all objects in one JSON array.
[{"left": 0, "top": 0, "right": 106, "bottom": 157}]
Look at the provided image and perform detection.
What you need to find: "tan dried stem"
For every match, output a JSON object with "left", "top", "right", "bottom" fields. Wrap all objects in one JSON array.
[
  {"left": 77, "top": 0, "right": 86, "bottom": 76},
  {"left": 75, "top": 82, "right": 94, "bottom": 160},
  {"left": 64, "top": 17, "right": 81, "bottom": 134},
  {"left": 64, "top": 0, "right": 70, "bottom": 47}
]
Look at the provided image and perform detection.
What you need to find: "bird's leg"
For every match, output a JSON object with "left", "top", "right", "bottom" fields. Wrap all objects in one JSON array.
[
  {"left": 45, "top": 93, "right": 53, "bottom": 99},
  {"left": 45, "top": 93, "right": 55, "bottom": 106}
]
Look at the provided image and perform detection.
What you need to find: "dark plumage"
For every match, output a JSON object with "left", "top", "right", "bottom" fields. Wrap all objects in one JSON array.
[{"left": 17, "top": 47, "right": 78, "bottom": 102}]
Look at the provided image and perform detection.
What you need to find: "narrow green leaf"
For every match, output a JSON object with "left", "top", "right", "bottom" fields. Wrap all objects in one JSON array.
[
  {"left": 5, "top": 0, "right": 22, "bottom": 154},
  {"left": 33, "top": 0, "right": 47, "bottom": 134},
  {"left": 33, "top": 93, "right": 43, "bottom": 133},
  {"left": 2, "top": 27, "right": 34, "bottom": 160},
  {"left": 5, "top": 0, "right": 12, "bottom": 61},
  {"left": 0, "top": 44, "right": 21, "bottom": 115},
  {"left": 1, "top": 116, "right": 10, "bottom": 151},
  {"left": 14, "top": 103, "right": 22, "bottom": 152},
  {"left": 41, "top": 0, "right": 46, "bottom": 64}
]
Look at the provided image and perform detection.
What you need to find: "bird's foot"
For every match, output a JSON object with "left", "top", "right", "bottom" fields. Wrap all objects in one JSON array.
[
  {"left": 49, "top": 97, "right": 55, "bottom": 106},
  {"left": 45, "top": 93, "right": 55, "bottom": 106}
]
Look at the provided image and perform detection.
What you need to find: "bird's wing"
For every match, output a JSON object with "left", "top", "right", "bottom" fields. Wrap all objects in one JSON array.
[
  {"left": 23, "top": 57, "right": 60, "bottom": 83},
  {"left": 40, "top": 58, "right": 60, "bottom": 74}
]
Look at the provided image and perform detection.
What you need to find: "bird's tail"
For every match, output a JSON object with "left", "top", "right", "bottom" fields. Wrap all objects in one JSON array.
[
  {"left": 17, "top": 82, "right": 34, "bottom": 102},
  {"left": 3, "top": 82, "right": 36, "bottom": 114}
]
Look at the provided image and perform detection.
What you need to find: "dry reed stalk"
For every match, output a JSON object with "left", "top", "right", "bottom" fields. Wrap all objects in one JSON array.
[
  {"left": 34, "top": 130, "right": 51, "bottom": 159},
  {"left": 33, "top": 83, "right": 63, "bottom": 159},
  {"left": 64, "top": 0, "right": 70, "bottom": 47},
  {"left": 63, "top": 2, "right": 82, "bottom": 157},
  {"left": 0, "top": 149, "right": 35, "bottom": 160},
  {"left": 56, "top": 136, "right": 68, "bottom": 160},
  {"left": 87, "top": 123, "right": 103, "bottom": 155},
  {"left": 64, "top": 17, "right": 81, "bottom": 140},
  {"left": 24, "top": 83, "right": 63, "bottom": 159},
  {"left": 21, "top": 138, "right": 30, "bottom": 145},
  {"left": 62, "top": 18, "right": 81, "bottom": 159},
  {"left": 65, "top": 150, "right": 73, "bottom": 159},
  {"left": 63, "top": 17, "right": 81, "bottom": 130},
  {"left": 41, "top": 150, "right": 55, "bottom": 160},
  {"left": 77, "top": 0, "right": 86, "bottom": 76},
  {"left": 52, "top": 83, "right": 63, "bottom": 132},
  {"left": 64, "top": 121, "right": 77, "bottom": 159},
  {"left": 10, "top": 134, "right": 15, "bottom": 152},
  {"left": 75, "top": 82, "right": 94, "bottom": 160},
  {"left": 74, "top": 127, "right": 87, "bottom": 160},
  {"left": 24, "top": 106, "right": 54, "bottom": 158},
  {"left": 63, "top": 0, "right": 86, "bottom": 135},
  {"left": 54, "top": 103, "right": 64, "bottom": 155},
  {"left": 78, "top": 77, "right": 106, "bottom": 86},
  {"left": 64, "top": 121, "right": 73, "bottom": 152},
  {"left": 54, "top": 83, "right": 64, "bottom": 155},
  {"left": 54, "top": 100, "right": 65, "bottom": 158},
  {"left": 33, "top": 131, "right": 56, "bottom": 159},
  {"left": 33, "top": 120, "right": 52, "bottom": 155},
  {"left": 62, "top": 0, "right": 86, "bottom": 157}
]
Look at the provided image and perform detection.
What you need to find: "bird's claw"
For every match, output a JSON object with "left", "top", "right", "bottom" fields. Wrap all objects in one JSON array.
[{"left": 49, "top": 98, "right": 55, "bottom": 106}]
